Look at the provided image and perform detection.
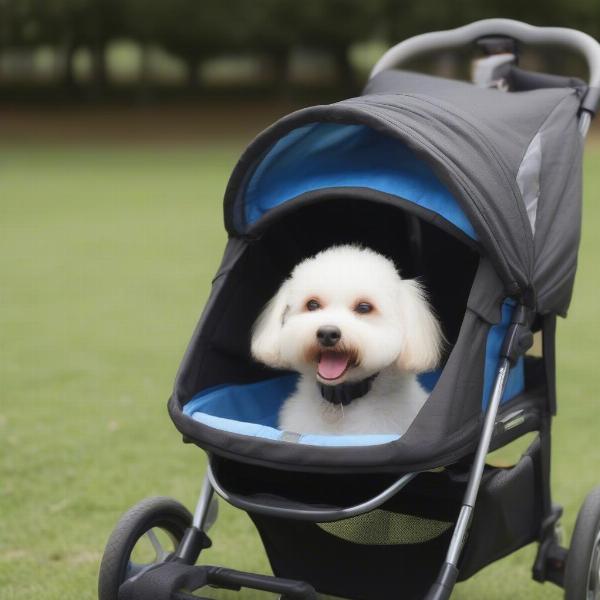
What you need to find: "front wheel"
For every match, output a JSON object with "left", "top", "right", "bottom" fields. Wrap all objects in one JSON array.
[
  {"left": 98, "top": 496, "right": 192, "bottom": 600},
  {"left": 564, "top": 486, "right": 600, "bottom": 600}
]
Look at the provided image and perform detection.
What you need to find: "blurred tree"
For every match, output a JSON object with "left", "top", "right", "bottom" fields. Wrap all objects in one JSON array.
[
  {"left": 2, "top": 0, "right": 600, "bottom": 98},
  {"left": 380, "top": 0, "right": 600, "bottom": 80},
  {"left": 0, "top": 0, "right": 83, "bottom": 86},
  {"left": 74, "top": 0, "right": 124, "bottom": 95},
  {"left": 236, "top": 0, "right": 299, "bottom": 88},
  {"left": 118, "top": 0, "right": 157, "bottom": 97},
  {"left": 123, "top": 0, "right": 253, "bottom": 90},
  {"left": 0, "top": 0, "right": 41, "bottom": 49},
  {"left": 290, "top": 0, "right": 383, "bottom": 91},
  {"left": 0, "top": 0, "right": 123, "bottom": 95},
  {"left": 382, "top": 0, "right": 600, "bottom": 42}
]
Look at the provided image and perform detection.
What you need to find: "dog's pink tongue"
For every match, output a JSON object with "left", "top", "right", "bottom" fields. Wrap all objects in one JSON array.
[{"left": 318, "top": 352, "right": 349, "bottom": 380}]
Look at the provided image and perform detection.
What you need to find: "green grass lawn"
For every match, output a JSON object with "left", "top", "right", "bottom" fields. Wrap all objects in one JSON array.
[{"left": 1, "top": 139, "right": 599, "bottom": 600}]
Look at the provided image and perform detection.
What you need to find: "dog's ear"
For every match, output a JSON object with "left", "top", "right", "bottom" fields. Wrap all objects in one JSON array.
[
  {"left": 396, "top": 279, "right": 443, "bottom": 373},
  {"left": 251, "top": 279, "right": 291, "bottom": 368}
]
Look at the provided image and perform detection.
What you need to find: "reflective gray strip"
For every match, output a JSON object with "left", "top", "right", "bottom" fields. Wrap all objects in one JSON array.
[{"left": 516, "top": 132, "right": 542, "bottom": 234}]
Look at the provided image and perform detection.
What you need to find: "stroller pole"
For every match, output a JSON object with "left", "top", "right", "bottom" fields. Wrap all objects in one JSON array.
[
  {"left": 425, "top": 305, "right": 533, "bottom": 600},
  {"left": 173, "top": 474, "right": 217, "bottom": 564}
]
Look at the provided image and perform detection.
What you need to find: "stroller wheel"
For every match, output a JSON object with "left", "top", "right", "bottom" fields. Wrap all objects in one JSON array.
[
  {"left": 98, "top": 496, "right": 192, "bottom": 600},
  {"left": 564, "top": 487, "right": 600, "bottom": 600}
]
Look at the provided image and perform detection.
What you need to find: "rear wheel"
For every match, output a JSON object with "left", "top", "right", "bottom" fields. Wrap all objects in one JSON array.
[
  {"left": 564, "top": 487, "right": 600, "bottom": 599},
  {"left": 98, "top": 496, "right": 192, "bottom": 600}
]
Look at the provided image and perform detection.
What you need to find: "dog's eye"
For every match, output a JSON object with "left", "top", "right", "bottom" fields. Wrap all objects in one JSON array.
[
  {"left": 355, "top": 302, "right": 373, "bottom": 314},
  {"left": 306, "top": 299, "right": 321, "bottom": 311}
]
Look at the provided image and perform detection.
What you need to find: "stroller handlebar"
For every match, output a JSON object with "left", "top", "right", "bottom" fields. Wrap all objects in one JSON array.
[{"left": 370, "top": 19, "right": 600, "bottom": 91}]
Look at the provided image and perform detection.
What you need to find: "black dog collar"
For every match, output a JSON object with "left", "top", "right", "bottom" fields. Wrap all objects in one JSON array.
[{"left": 319, "top": 373, "right": 379, "bottom": 406}]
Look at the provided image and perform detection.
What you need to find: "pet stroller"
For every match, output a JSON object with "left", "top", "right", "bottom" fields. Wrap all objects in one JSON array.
[{"left": 99, "top": 19, "right": 600, "bottom": 600}]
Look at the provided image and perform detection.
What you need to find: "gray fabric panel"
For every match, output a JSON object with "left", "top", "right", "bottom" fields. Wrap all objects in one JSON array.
[
  {"left": 401, "top": 258, "right": 505, "bottom": 451},
  {"left": 400, "top": 307, "right": 488, "bottom": 446},
  {"left": 363, "top": 70, "right": 570, "bottom": 158},
  {"left": 466, "top": 257, "right": 505, "bottom": 324},
  {"left": 174, "top": 236, "right": 251, "bottom": 401},
  {"left": 529, "top": 94, "right": 583, "bottom": 315},
  {"left": 516, "top": 132, "right": 542, "bottom": 234}
]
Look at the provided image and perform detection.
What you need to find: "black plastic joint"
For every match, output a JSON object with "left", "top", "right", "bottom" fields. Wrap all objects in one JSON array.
[
  {"left": 540, "top": 504, "right": 564, "bottom": 539},
  {"left": 533, "top": 540, "right": 568, "bottom": 586},
  {"left": 544, "top": 544, "right": 568, "bottom": 587},
  {"left": 581, "top": 86, "right": 600, "bottom": 117},
  {"left": 174, "top": 527, "right": 212, "bottom": 564},
  {"left": 501, "top": 305, "right": 534, "bottom": 366}
]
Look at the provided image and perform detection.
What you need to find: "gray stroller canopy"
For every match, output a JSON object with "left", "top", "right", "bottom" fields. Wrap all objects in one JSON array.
[{"left": 224, "top": 70, "right": 584, "bottom": 315}]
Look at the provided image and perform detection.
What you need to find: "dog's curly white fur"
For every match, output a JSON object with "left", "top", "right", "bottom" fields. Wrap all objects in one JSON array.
[{"left": 251, "top": 245, "right": 442, "bottom": 435}]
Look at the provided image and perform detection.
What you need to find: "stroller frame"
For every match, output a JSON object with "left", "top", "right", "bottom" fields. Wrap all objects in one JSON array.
[
  {"left": 172, "top": 306, "right": 536, "bottom": 600},
  {"left": 101, "top": 19, "right": 600, "bottom": 600}
]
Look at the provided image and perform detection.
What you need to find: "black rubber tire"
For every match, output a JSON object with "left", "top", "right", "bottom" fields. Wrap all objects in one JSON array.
[
  {"left": 564, "top": 486, "right": 600, "bottom": 600},
  {"left": 98, "top": 496, "right": 192, "bottom": 600}
]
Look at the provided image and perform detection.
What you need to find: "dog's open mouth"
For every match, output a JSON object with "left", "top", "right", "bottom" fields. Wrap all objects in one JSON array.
[{"left": 317, "top": 351, "right": 352, "bottom": 381}]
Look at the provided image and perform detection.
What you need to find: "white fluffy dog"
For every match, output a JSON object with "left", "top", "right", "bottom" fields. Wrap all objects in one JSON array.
[{"left": 251, "top": 245, "right": 443, "bottom": 436}]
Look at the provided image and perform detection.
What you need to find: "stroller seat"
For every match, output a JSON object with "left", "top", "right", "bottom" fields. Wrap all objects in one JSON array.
[{"left": 182, "top": 295, "right": 526, "bottom": 447}]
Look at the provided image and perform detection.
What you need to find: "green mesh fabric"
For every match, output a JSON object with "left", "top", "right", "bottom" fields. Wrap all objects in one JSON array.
[{"left": 317, "top": 510, "right": 452, "bottom": 545}]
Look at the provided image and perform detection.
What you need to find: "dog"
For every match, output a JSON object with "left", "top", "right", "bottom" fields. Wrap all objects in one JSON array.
[{"left": 251, "top": 245, "right": 443, "bottom": 436}]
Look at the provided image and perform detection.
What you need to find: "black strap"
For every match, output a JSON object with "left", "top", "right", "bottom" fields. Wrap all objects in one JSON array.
[{"left": 319, "top": 373, "right": 379, "bottom": 406}]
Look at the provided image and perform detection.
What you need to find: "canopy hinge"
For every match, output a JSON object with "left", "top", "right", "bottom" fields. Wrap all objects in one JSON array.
[{"left": 501, "top": 304, "right": 534, "bottom": 365}]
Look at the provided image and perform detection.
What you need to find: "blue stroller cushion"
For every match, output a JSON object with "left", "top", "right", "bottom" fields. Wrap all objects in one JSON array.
[{"left": 183, "top": 377, "right": 402, "bottom": 447}]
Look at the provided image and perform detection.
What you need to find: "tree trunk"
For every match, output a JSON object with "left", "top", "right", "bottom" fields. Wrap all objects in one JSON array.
[
  {"left": 59, "top": 35, "right": 77, "bottom": 93},
  {"left": 186, "top": 56, "right": 201, "bottom": 91},
  {"left": 333, "top": 46, "right": 356, "bottom": 95},
  {"left": 269, "top": 46, "right": 291, "bottom": 97},
  {"left": 90, "top": 38, "right": 108, "bottom": 99},
  {"left": 137, "top": 41, "right": 153, "bottom": 103}
]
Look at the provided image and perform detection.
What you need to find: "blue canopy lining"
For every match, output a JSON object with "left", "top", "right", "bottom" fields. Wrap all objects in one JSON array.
[
  {"left": 244, "top": 122, "right": 477, "bottom": 240},
  {"left": 184, "top": 302, "right": 524, "bottom": 447}
]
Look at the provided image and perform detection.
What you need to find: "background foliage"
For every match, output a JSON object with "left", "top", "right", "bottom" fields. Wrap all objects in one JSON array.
[{"left": 1, "top": 0, "right": 599, "bottom": 98}]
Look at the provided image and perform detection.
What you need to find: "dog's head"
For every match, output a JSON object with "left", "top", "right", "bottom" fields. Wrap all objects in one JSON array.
[{"left": 251, "top": 245, "right": 442, "bottom": 384}]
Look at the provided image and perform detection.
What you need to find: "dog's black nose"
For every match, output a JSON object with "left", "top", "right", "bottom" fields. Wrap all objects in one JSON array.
[{"left": 317, "top": 326, "right": 341, "bottom": 347}]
